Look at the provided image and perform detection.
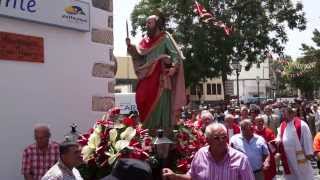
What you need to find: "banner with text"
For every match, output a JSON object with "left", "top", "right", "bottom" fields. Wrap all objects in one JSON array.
[{"left": 0, "top": 0, "right": 90, "bottom": 32}]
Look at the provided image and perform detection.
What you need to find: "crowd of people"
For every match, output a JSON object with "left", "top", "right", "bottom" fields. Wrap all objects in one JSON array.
[
  {"left": 167, "top": 98, "right": 320, "bottom": 180},
  {"left": 21, "top": 98, "right": 320, "bottom": 180}
]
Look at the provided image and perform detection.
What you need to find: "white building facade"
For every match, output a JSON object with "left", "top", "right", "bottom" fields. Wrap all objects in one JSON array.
[
  {"left": 227, "top": 59, "right": 271, "bottom": 100},
  {"left": 0, "top": 0, "right": 114, "bottom": 179}
]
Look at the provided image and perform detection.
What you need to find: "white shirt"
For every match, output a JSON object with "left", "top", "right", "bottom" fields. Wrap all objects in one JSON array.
[
  {"left": 41, "top": 160, "right": 83, "bottom": 180},
  {"left": 277, "top": 120, "right": 314, "bottom": 180}
]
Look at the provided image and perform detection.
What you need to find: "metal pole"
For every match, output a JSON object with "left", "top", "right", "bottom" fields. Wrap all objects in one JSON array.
[
  {"left": 237, "top": 71, "right": 240, "bottom": 106},
  {"left": 257, "top": 81, "right": 260, "bottom": 105}
]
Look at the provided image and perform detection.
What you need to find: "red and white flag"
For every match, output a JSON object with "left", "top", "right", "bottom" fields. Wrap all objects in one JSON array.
[
  {"left": 193, "top": 0, "right": 214, "bottom": 23},
  {"left": 193, "top": 0, "right": 232, "bottom": 35}
]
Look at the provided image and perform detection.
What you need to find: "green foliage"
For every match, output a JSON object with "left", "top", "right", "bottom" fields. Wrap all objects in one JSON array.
[
  {"left": 283, "top": 61, "right": 318, "bottom": 99},
  {"left": 130, "top": 0, "right": 306, "bottom": 86},
  {"left": 284, "top": 29, "right": 320, "bottom": 99}
]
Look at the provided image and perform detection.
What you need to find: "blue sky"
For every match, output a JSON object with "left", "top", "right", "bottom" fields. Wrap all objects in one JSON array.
[{"left": 113, "top": 0, "right": 320, "bottom": 59}]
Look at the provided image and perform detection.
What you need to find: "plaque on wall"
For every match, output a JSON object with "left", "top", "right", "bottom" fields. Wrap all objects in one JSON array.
[{"left": 0, "top": 31, "right": 44, "bottom": 63}]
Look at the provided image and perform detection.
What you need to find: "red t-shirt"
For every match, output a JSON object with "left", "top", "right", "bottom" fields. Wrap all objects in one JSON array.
[{"left": 255, "top": 127, "right": 275, "bottom": 142}]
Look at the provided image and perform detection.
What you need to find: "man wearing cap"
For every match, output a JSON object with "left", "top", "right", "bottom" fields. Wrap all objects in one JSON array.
[
  {"left": 163, "top": 123, "right": 254, "bottom": 180},
  {"left": 126, "top": 14, "right": 186, "bottom": 132}
]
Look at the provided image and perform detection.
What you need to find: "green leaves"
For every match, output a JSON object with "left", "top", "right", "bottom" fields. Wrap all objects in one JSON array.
[
  {"left": 130, "top": 0, "right": 306, "bottom": 87},
  {"left": 284, "top": 28, "right": 320, "bottom": 99}
]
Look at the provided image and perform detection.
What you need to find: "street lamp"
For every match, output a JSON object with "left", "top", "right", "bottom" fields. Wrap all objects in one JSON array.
[
  {"left": 231, "top": 61, "right": 242, "bottom": 106},
  {"left": 153, "top": 129, "right": 174, "bottom": 180},
  {"left": 153, "top": 129, "right": 174, "bottom": 160},
  {"left": 64, "top": 123, "right": 80, "bottom": 143},
  {"left": 256, "top": 76, "right": 260, "bottom": 105}
]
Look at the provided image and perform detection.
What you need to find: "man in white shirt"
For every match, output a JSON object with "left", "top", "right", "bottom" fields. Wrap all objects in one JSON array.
[
  {"left": 273, "top": 106, "right": 314, "bottom": 180},
  {"left": 42, "top": 141, "right": 83, "bottom": 180}
]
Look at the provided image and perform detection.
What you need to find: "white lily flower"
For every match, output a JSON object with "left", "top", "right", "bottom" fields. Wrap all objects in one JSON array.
[
  {"left": 115, "top": 140, "right": 130, "bottom": 152},
  {"left": 88, "top": 132, "right": 101, "bottom": 149},
  {"left": 120, "top": 127, "right": 136, "bottom": 141},
  {"left": 81, "top": 145, "right": 95, "bottom": 162}
]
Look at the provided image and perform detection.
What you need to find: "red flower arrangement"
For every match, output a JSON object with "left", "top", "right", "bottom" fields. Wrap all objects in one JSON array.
[
  {"left": 173, "top": 119, "right": 207, "bottom": 173},
  {"left": 77, "top": 108, "right": 153, "bottom": 179},
  {"left": 77, "top": 107, "right": 207, "bottom": 179}
]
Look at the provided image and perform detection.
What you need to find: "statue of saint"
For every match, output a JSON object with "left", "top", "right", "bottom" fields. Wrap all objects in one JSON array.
[{"left": 126, "top": 14, "right": 186, "bottom": 131}]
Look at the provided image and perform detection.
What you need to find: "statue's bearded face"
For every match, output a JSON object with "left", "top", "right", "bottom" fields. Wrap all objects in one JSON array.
[{"left": 146, "top": 18, "right": 157, "bottom": 38}]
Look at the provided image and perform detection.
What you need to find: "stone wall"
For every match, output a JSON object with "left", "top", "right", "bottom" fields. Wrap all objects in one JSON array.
[{"left": 91, "top": 0, "right": 115, "bottom": 112}]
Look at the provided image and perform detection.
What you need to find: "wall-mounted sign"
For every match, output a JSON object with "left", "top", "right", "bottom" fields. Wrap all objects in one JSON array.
[
  {"left": 0, "top": 31, "right": 44, "bottom": 63},
  {"left": 0, "top": 0, "right": 90, "bottom": 32}
]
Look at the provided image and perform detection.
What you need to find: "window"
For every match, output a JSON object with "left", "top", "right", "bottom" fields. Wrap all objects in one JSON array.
[
  {"left": 191, "top": 85, "right": 197, "bottom": 95},
  {"left": 108, "top": 16, "right": 113, "bottom": 28},
  {"left": 207, "top": 84, "right": 212, "bottom": 95},
  {"left": 109, "top": 49, "right": 113, "bottom": 62},
  {"left": 106, "top": 0, "right": 113, "bottom": 11},
  {"left": 212, "top": 83, "right": 217, "bottom": 95},
  {"left": 198, "top": 84, "right": 203, "bottom": 95},
  {"left": 191, "top": 84, "right": 203, "bottom": 96},
  {"left": 217, "top": 84, "right": 222, "bottom": 95}
]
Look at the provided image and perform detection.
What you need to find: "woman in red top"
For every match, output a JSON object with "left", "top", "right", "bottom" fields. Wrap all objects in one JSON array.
[{"left": 254, "top": 115, "right": 276, "bottom": 180}]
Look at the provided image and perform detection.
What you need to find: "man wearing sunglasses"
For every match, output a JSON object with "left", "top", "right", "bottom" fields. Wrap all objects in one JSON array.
[{"left": 163, "top": 123, "right": 254, "bottom": 180}]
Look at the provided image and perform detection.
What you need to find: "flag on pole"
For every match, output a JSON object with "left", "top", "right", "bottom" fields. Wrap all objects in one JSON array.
[
  {"left": 193, "top": 0, "right": 232, "bottom": 35},
  {"left": 193, "top": 0, "right": 214, "bottom": 23}
]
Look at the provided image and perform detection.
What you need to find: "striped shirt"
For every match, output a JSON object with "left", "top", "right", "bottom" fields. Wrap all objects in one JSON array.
[{"left": 187, "top": 146, "right": 254, "bottom": 180}]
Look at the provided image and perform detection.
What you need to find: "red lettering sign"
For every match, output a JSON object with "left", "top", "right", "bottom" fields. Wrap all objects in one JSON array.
[{"left": 0, "top": 31, "right": 44, "bottom": 63}]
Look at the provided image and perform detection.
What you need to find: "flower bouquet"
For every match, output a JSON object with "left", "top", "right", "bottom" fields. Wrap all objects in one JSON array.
[
  {"left": 77, "top": 107, "right": 207, "bottom": 179},
  {"left": 172, "top": 120, "right": 207, "bottom": 173},
  {"left": 77, "top": 108, "right": 154, "bottom": 179}
]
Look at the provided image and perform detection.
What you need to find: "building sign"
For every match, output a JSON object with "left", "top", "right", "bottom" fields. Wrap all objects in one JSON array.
[
  {"left": 0, "top": 0, "right": 90, "bottom": 32},
  {"left": 0, "top": 31, "right": 44, "bottom": 63}
]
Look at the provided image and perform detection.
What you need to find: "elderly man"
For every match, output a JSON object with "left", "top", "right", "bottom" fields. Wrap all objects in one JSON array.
[
  {"left": 22, "top": 124, "right": 59, "bottom": 180},
  {"left": 194, "top": 110, "right": 215, "bottom": 132},
  {"left": 273, "top": 106, "right": 314, "bottom": 180},
  {"left": 162, "top": 123, "right": 254, "bottom": 180},
  {"left": 263, "top": 105, "right": 280, "bottom": 135},
  {"left": 42, "top": 140, "right": 83, "bottom": 180},
  {"left": 224, "top": 114, "right": 240, "bottom": 141},
  {"left": 230, "top": 119, "right": 270, "bottom": 180},
  {"left": 240, "top": 106, "right": 249, "bottom": 121},
  {"left": 126, "top": 14, "right": 186, "bottom": 131}
]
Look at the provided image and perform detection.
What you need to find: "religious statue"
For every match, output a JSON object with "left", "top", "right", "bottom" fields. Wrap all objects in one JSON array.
[{"left": 126, "top": 14, "right": 186, "bottom": 131}]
